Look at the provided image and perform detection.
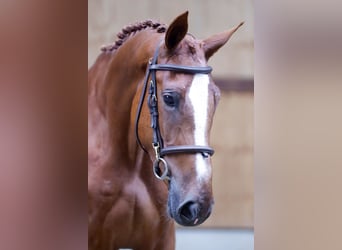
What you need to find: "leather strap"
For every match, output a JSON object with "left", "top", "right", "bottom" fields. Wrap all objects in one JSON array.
[
  {"left": 135, "top": 42, "right": 215, "bottom": 161},
  {"left": 149, "top": 64, "right": 212, "bottom": 74},
  {"left": 160, "top": 146, "right": 214, "bottom": 157}
]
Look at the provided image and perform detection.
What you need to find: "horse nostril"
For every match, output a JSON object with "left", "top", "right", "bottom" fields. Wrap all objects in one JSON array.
[{"left": 178, "top": 201, "right": 199, "bottom": 222}]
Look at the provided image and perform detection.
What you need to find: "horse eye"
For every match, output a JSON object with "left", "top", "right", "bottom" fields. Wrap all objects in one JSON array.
[{"left": 163, "top": 93, "right": 176, "bottom": 107}]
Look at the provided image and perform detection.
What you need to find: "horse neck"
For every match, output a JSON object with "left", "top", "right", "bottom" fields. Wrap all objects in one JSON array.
[{"left": 88, "top": 31, "right": 161, "bottom": 169}]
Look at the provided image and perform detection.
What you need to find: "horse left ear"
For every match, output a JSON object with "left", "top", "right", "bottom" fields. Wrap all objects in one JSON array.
[
  {"left": 165, "top": 11, "right": 189, "bottom": 51},
  {"left": 203, "top": 22, "right": 244, "bottom": 60}
]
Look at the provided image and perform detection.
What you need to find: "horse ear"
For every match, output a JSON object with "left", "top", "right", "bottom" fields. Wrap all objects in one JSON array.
[
  {"left": 203, "top": 22, "right": 244, "bottom": 60},
  {"left": 165, "top": 11, "right": 189, "bottom": 51}
]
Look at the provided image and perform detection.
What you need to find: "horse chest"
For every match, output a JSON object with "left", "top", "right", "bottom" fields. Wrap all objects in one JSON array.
[{"left": 89, "top": 175, "right": 164, "bottom": 247}]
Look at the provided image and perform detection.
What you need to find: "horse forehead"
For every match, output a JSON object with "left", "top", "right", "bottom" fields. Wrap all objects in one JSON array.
[
  {"left": 161, "top": 72, "right": 194, "bottom": 88},
  {"left": 159, "top": 70, "right": 212, "bottom": 95}
]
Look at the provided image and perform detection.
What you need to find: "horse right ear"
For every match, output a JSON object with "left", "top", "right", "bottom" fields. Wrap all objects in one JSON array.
[{"left": 165, "top": 11, "right": 189, "bottom": 51}]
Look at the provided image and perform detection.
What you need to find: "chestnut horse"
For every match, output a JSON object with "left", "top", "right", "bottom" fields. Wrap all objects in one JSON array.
[{"left": 88, "top": 11, "right": 242, "bottom": 250}]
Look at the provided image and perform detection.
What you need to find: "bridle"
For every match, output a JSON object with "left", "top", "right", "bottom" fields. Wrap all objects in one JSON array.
[{"left": 135, "top": 42, "right": 215, "bottom": 180}]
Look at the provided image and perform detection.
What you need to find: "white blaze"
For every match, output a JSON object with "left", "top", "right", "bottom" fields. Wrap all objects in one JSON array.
[{"left": 188, "top": 74, "right": 211, "bottom": 181}]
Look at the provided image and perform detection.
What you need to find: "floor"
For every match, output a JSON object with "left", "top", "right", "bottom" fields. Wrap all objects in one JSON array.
[
  {"left": 176, "top": 228, "right": 254, "bottom": 250},
  {"left": 118, "top": 229, "right": 254, "bottom": 250}
]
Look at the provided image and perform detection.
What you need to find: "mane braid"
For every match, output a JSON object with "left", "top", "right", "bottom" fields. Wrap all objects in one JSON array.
[{"left": 101, "top": 20, "right": 167, "bottom": 52}]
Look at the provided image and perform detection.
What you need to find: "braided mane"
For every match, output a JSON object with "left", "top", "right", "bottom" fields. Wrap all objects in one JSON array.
[{"left": 101, "top": 20, "right": 167, "bottom": 52}]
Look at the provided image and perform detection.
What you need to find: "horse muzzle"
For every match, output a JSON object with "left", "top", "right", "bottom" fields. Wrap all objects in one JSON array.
[{"left": 167, "top": 180, "right": 214, "bottom": 226}]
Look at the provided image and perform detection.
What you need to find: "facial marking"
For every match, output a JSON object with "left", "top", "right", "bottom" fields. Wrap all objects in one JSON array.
[{"left": 188, "top": 74, "right": 211, "bottom": 181}]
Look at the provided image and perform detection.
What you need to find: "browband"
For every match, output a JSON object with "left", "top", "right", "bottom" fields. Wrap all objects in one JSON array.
[{"left": 149, "top": 64, "right": 212, "bottom": 74}]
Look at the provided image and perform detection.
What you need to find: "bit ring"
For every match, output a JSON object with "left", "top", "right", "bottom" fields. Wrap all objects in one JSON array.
[{"left": 153, "top": 158, "right": 169, "bottom": 180}]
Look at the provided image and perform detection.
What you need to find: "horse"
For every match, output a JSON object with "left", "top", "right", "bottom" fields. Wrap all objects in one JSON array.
[{"left": 88, "top": 11, "right": 243, "bottom": 250}]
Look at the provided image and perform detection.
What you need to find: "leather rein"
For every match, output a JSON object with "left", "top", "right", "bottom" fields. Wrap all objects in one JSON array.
[{"left": 135, "top": 43, "right": 215, "bottom": 180}]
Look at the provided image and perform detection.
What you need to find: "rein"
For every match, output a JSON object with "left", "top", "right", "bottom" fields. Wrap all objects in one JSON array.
[{"left": 135, "top": 43, "right": 215, "bottom": 180}]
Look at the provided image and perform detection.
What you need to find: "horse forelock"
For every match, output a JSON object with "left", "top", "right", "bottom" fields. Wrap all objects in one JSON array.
[{"left": 101, "top": 20, "right": 167, "bottom": 52}]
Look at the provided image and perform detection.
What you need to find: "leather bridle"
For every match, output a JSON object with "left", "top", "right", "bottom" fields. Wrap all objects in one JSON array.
[{"left": 135, "top": 43, "right": 215, "bottom": 180}]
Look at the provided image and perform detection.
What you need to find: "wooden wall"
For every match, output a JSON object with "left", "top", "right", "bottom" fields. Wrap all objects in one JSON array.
[
  {"left": 206, "top": 91, "right": 253, "bottom": 228},
  {"left": 88, "top": 0, "right": 254, "bottom": 228}
]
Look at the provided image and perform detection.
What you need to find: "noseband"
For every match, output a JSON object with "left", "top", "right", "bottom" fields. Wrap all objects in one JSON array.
[{"left": 135, "top": 43, "right": 215, "bottom": 180}]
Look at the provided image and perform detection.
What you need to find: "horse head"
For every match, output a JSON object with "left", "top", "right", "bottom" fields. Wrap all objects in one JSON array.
[{"left": 136, "top": 11, "right": 243, "bottom": 226}]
